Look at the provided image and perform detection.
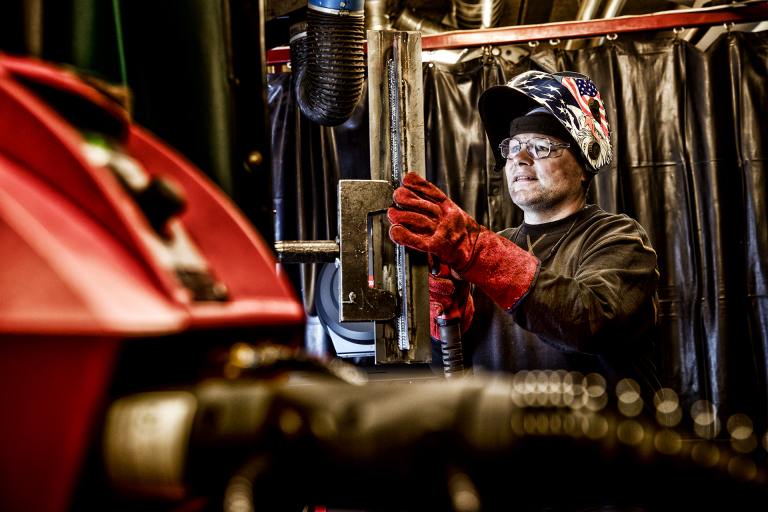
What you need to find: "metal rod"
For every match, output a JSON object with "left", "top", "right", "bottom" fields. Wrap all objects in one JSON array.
[{"left": 274, "top": 240, "right": 339, "bottom": 263}]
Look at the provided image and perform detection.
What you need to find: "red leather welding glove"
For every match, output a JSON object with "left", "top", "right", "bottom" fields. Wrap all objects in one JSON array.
[
  {"left": 429, "top": 259, "right": 474, "bottom": 340},
  {"left": 388, "top": 173, "right": 540, "bottom": 311}
]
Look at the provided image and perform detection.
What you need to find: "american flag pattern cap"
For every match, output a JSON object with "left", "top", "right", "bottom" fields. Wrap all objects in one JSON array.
[
  {"left": 480, "top": 71, "right": 613, "bottom": 172},
  {"left": 507, "top": 71, "right": 612, "bottom": 171}
]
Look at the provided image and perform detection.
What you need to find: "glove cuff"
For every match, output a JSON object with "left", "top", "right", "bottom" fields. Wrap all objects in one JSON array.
[{"left": 458, "top": 230, "right": 540, "bottom": 311}]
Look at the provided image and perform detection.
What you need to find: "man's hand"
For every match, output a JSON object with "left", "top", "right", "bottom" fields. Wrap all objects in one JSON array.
[
  {"left": 389, "top": 173, "right": 540, "bottom": 311},
  {"left": 429, "top": 260, "right": 474, "bottom": 341},
  {"left": 388, "top": 173, "right": 483, "bottom": 273}
]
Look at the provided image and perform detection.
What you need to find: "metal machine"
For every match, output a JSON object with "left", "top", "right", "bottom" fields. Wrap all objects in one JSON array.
[
  {"left": 275, "top": 30, "right": 431, "bottom": 366},
  {"left": 0, "top": 55, "right": 305, "bottom": 512}
]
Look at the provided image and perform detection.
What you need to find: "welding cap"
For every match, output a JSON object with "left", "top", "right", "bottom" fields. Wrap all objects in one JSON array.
[{"left": 478, "top": 70, "right": 612, "bottom": 173}]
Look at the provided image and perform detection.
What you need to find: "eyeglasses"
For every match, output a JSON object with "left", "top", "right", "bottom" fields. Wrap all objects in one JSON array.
[{"left": 499, "top": 137, "right": 570, "bottom": 160}]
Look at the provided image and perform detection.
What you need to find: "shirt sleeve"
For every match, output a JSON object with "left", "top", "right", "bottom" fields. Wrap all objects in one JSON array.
[{"left": 509, "top": 216, "right": 660, "bottom": 355}]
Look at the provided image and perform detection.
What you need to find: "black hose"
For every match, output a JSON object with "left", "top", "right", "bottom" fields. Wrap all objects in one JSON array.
[
  {"left": 438, "top": 316, "right": 465, "bottom": 379},
  {"left": 289, "top": 6, "right": 366, "bottom": 127}
]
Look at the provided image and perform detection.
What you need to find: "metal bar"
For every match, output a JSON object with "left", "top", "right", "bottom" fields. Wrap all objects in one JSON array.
[
  {"left": 427, "top": 1, "right": 768, "bottom": 49},
  {"left": 274, "top": 240, "right": 339, "bottom": 263},
  {"left": 367, "top": 30, "right": 430, "bottom": 365},
  {"left": 266, "top": 2, "right": 768, "bottom": 63}
]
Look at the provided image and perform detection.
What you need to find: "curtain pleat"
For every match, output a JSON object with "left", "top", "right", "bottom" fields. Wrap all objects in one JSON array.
[{"left": 268, "top": 32, "right": 768, "bottom": 428}]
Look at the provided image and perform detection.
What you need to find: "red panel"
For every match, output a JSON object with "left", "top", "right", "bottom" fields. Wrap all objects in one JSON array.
[
  {"left": 125, "top": 127, "right": 306, "bottom": 328},
  {"left": 0, "top": 151, "right": 188, "bottom": 336},
  {"left": 0, "top": 335, "right": 121, "bottom": 512},
  {"left": 0, "top": 54, "right": 304, "bottom": 333}
]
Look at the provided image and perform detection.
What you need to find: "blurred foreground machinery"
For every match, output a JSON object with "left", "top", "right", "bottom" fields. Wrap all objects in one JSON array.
[{"left": 0, "top": 55, "right": 304, "bottom": 512}]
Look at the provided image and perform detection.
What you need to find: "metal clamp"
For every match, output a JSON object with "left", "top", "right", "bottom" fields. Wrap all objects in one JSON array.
[{"left": 337, "top": 180, "right": 397, "bottom": 322}]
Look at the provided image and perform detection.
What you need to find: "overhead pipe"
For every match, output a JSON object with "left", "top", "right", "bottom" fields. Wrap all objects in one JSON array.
[
  {"left": 289, "top": 0, "right": 366, "bottom": 127},
  {"left": 564, "top": 0, "right": 604, "bottom": 50},
  {"left": 452, "top": 0, "right": 505, "bottom": 30},
  {"left": 591, "top": 0, "right": 629, "bottom": 47}
]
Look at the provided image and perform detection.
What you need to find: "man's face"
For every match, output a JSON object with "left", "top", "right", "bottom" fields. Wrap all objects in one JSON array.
[{"left": 504, "top": 131, "right": 588, "bottom": 218}]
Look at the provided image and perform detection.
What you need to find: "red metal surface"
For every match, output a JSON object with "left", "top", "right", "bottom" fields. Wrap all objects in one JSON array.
[
  {"left": 266, "top": 2, "right": 768, "bottom": 64},
  {"left": 0, "top": 335, "right": 121, "bottom": 512},
  {"left": 0, "top": 55, "right": 305, "bottom": 512},
  {"left": 125, "top": 127, "right": 306, "bottom": 329}
]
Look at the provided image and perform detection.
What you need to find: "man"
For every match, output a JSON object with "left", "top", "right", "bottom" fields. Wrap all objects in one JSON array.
[{"left": 387, "top": 71, "right": 660, "bottom": 401}]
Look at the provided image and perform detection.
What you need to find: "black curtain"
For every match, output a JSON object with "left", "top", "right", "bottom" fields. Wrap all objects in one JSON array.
[{"left": 268, "top": 32, "right": 768, "bottom": 430}]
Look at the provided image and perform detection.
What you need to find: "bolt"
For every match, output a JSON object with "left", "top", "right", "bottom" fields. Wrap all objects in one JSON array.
[{"left": 348, "top": 292, "right": 356, "bottom": 303}]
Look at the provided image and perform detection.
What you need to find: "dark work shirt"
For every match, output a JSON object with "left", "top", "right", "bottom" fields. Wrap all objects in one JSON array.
[{"left": 459, "top": 205, "right": 662, "bottom": 405}]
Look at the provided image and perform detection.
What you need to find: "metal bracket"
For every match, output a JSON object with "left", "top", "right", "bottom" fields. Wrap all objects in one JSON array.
[{"left": 338, "top": 180, "right": 397, "bottom": 322}]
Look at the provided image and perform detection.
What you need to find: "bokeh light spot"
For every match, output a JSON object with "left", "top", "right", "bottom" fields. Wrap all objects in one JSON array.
[
  {"left": 728, "top": 455, "right": 758, "bottom": 482},
  {"left": 654, "top": 430, "right": 682, "bottom": 455},
  {"left": 691, "top": 442, "right": 720, "bottom": 468},
  {"left": 617, "top": 420, "right": 645, "bottom": 446}
]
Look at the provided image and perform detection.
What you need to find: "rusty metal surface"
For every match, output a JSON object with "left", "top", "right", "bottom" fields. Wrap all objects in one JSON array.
[
  {"left": 274, "top": 240, "right": 339, "bottom": 263},
  {"left": 337, "top": 179, "right": 397, "bottom": 323},
  {"left": 367, "top": 30, "right": 430, "bottom": 365}
]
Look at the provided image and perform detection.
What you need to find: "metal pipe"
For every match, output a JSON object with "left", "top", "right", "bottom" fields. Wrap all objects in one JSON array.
[
  {"left": 577, "top": 0, "right": 605, "bottom": 21},
  {"left": 274, "top": 240, "right": 339, "bottom": 263},
  {"left": 591, "top": 0, "right": 628, "bottom": 47},
  {"left": 601, "top": 0, "right": 628, "bottom": 19},
  {"left": 452, "top": 0, "right": 504, "bottom": 30},
  {"left": 365, "top": 0, "right": 391, "bottom": 31},
  {"left": 564, "top": 0, "right": 604, "bottom": 50}
]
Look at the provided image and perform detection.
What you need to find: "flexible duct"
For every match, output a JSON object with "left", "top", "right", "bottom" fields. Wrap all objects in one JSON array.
[
  {"left": 290, "top": 0, "right": 366, "bottom": 127},
  {"left": 452, "top": 0, "right": 504, "bottom": 30}
]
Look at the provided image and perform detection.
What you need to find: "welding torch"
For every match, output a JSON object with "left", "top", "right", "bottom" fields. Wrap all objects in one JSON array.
[{"left": 431, "top": 258, "right": 465, "bottom": 379}]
